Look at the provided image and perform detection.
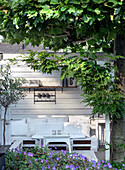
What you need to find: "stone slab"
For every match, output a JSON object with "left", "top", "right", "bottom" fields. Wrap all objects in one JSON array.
[{"left": 72, "top": 150, "right": 98, "bottom": 162}]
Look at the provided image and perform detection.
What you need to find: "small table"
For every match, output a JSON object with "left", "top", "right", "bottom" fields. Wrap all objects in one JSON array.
[{"left": 43, "top": 135, "right": 71, "bottom": 153}]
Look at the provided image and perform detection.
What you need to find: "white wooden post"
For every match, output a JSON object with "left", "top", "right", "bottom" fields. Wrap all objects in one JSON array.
[{"left": 105, "top": 114, "right": 110, "bottom": 161}]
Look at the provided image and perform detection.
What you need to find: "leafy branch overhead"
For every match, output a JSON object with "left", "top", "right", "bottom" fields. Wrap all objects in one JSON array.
[
  {"left": 0, "top": 0, "right": 124, "bottom": 52},
  {"left": 22, "top": 50, "right": 61, "bottom": 74},
  {"left": 22, "top": 51, "right": 125, "bottom": 118}
]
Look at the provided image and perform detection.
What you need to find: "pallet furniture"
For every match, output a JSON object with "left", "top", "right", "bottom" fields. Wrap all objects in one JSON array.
[{"left": 43, "top": 135, "right": 71, "bottom": 153}]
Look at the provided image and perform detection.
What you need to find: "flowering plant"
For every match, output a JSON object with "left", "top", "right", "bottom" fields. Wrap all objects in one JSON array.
[{"left": 6, "top": 146, "right": 125, "bottom": 169}]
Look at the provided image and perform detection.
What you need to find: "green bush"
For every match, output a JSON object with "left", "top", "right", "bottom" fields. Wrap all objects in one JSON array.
[{"left": 5, "top": 146, "right": 125, "bottom": 170}]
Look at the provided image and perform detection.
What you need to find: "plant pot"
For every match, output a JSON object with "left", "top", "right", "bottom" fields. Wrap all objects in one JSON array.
[{"left": 0, "top": 145, "right": 10, "bottom": 170}]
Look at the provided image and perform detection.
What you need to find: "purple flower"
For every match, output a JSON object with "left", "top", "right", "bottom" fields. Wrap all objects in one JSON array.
[
  {"left": 29, "top": 161, "right": 32, "bottom": 164},
  {"left": 107, "top": 162, "right": 112, "bottom": 168},
  {"left": 55, "top": 147, "right": 57, "bottom": 149},
  {"left": 92, "top": 164, "right": 96, "bottom": 168},
  {"left": 49, "top": 152, "right": 53, "bottom": 157},
  {"left": 97, "top": 162, "right": 101, "bottom": 166},
  {"left": 16, "top": 149, "right": 21, "bottom": 154},
  {"left": 49, "top": 152, "right": 53, "bottom": 155},
  {"left": 48, "top": 165, "right": 50, "bottom": 169},
  {"left": 104, "top": 164, "right": 107, "bottom": 167},
  {"left": 45, "top": 160, "right": 48, "bottom": 163},
  {"left": 108, "top": 165, "right": 112, "bottom": 168},
  {"left": 97, "top": 166, "right": 100, "bottom": 169},
  {"left": 76, "top": 166, "right": 79, "bottom": 168},
  {"left": 28, "top": 152, "right": 33, "bottom": 157},
  {"left": 41, "top": 159, "right": 44, "bottom": 163},
  {"left": 42, "top": 168, "right": 44, "bottom": 170},
  {"left": 35, "top": 159, "right": 37, "bottom": 161},
  {"left": 52, "top": 166, "right": 56, "bottom": 170},
  {"left": 70, "top": 167, "right": 75, "bottom": 170},
  {"left": 79, "top": 154, "right": 83, "bottom": 157},
  {"left": 63, "top": 150, "right": 67, "bottom": 154},
  {"left": 82, "top": 156, "right": 85, "bottom": 160},
  {"left": 23, "top": 151, "right": 26, "bottom": 155},
  {"left": 56, "top": 157, "right": 59, "bottom": 161},
  {"left": 70, "top": 165, "right": 75, "bottom": 170},
  {"left": 65, "top": 165, "right": 69, "bottom": 168},
  {"left": 12, "top": 161, "right": 14, "bottom": 163},
  {"left": 61, "top": 150, "right": 67, "bottom": 154}
]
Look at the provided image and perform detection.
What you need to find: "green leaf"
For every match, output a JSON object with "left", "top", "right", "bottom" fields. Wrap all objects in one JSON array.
[
  {"left": 114, "top": 7, "right": 121, "bottom": 15},
  {"left": 25, "top": 38, "right": 30, "bottom": 46},
  {"left": 69, "top": 0, "right": 81, "bottom": 4},
  {"left": 50, "top": 0, "right": 59, "bottom": 4},
  {"left": 68, "top": 7, "right": 76, "bottom": 14},
  {"left": 64, "top": 0, "right": 69, "bottom": 4},
  {"left": 108, "top": 0, "right": 118, "bottom": 4},
  {"left": 92, "top": 0, "right": 103, "bottom": 4},
  {"left": 38, "top": 0, "right": 49, "bottom": 2},
  {"left": 82, "top": 15, "right": 91, "bottom": 23},
  {"left": 94, "top": 8, "right": 101, "bottom": 15},
  {"left": 61, "top": 7, "right": 66, "bottom": 11},
  {"left": 40, "top": 5, "right": 51, "bottom": 14},
  {"left": 89, "top": 17, "right": 95, "bottom": 25}
]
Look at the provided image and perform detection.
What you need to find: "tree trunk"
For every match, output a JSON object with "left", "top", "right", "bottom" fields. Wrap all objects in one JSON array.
[
  {"left": 111, "top": 118, "right": 124, "bottom": 162},
  {"left": 111, "top": 34, "right": 125, "bottom": 162},
  {"left": 3, "top": 107, "right": 7, "bottom": 145}
]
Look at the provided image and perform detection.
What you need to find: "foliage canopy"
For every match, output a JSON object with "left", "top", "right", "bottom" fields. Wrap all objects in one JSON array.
[
  {"left": 0, "top": 0, "right": 124, "bottom": 53},
  {"left": 0, "top": 0, "right": 124, "bottom": 119}
]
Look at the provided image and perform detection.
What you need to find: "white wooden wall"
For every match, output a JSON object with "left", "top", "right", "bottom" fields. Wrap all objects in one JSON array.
[
  {"left": 0, "top": 53, "right": 93, "bottom": 143},
  {"left": 1, "top": 53, "right": 92, "bottom": 119}
]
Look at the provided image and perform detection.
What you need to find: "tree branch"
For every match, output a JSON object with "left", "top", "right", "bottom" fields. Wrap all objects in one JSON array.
[
  {"left": 72, "top": 37, "right": 94, "bottom": 45},
  {"left": 44, "top": 32, "right": 70, "bottom": 38}
]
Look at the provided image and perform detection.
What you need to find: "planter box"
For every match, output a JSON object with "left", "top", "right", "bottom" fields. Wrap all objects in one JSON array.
[{"left": 0, "top": 145, "right": 10, "bottom": 170}]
